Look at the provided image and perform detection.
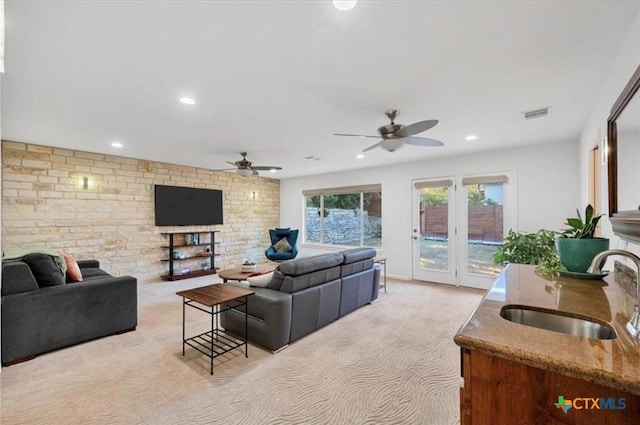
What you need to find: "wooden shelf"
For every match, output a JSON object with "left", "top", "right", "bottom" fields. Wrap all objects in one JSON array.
[
  {"left": 161, "top": 243, "right": 211, "bottom": 249},
  {"left": 161, "top": 231, "right": 220, "bottom": 236},
  {"left": 161, "top": 253, "right": 213, "bottom": 262},
  {"left": 161, "top": 268, "right": 219, "bottom": 281},
  {"left": 160, "top": 242, "right": 220, "bottom": 249},
  {"left": 161, "top": 231, "right": 220, "bottom": 281}
]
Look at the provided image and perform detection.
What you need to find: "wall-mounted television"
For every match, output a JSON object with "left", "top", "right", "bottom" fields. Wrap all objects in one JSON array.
[{"left": 154, "top": 185, "right": 223, "bottom": 226}]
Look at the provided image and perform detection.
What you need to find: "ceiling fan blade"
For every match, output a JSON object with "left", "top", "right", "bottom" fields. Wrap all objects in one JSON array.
[
  {"left": 226, "top": 161, "right": 238, "bottom": 167},
  {"left": 395, "top": 119, "right": 439, "bottom": 138},
  {"left": 334, "top": 133, "right": 381, "bottom": 139},
  {"left": 363, "top": 141, "right": 383, "bottom": 152},
  {"left": 404, "top": 136, "right": 444, "bottom": 147},
  {"left": 251, "top": 166, "right": 283, "bottom": 171}
]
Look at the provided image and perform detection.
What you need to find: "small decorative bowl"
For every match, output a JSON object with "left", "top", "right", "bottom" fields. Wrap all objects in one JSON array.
[{"left": 241, "top": 264, "right": 257, "bottom": 273}]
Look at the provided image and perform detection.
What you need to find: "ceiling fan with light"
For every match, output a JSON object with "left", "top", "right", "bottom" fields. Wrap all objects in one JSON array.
[
  {"left": 334, "top": 109, "right": 444, "bottom": 152},
  {"left": 221, "top": 152, "right": 282, "bottom": 176}
]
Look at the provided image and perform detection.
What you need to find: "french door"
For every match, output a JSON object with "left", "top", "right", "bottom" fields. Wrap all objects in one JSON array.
[
  {"left": 412, "top": 178, "right": 457, "bottom": 285},
  {"left": 412, "top": 174, "right": 513, "bottom": 290}
]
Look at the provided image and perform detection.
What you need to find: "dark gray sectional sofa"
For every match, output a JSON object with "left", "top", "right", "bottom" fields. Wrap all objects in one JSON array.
[
  {"left": 1, "top": 259, "right": 137, "bottom": 365},
  {"left": 221, "top": 247, "right": 380, "bottom": 352}
]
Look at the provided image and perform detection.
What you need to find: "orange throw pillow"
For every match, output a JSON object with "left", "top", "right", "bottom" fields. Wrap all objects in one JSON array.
[{"left": 60, "top": 251, "right": 83, "bottom": 283}]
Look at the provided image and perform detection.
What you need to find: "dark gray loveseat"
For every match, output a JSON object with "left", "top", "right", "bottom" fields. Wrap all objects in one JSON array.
[
  {"left": 1, "top": 259, "right": 137, "bottom": 365},
  {"left": 221, "top": 247, "right": 380, "bottom": 352}
]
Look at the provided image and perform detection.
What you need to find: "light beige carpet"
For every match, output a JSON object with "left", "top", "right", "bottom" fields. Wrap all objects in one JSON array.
[{"left": 0, "top": 276, "right": 483, "bottom": 425}]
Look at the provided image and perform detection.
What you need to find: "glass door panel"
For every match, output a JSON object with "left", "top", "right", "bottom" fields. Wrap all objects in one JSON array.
[
  {"left": 420, "top": 187, "right": 450, "bottom": 271},
  {"left": 466, "top": 183, "right": 505, "bottom": 277},
  {"left": 413, "top": 180, "right": 456, "bottom": 285}
]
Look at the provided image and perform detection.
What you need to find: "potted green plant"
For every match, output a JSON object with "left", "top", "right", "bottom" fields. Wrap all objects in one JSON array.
[
  {"left": 555, "top": 204, "right": 609, "bottom": 273},
  {"left": 241, "top": 258, "right": 257, "bottom": 273},
  {"left": 493, "top": 229, "right": 562, "bottom": 272}
]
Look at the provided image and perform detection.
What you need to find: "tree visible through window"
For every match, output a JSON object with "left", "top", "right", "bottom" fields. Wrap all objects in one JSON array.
[{"left": 304, "top": 187, "right": 382, "bottom": 247}]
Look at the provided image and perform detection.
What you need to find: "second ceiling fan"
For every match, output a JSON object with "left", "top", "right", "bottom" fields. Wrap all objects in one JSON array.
[
  {"left": 223, "top": 152, "right": 282, "bottom": 176},
  {"left": 334, "top": 109, "right": 444, "bottom": 152}
]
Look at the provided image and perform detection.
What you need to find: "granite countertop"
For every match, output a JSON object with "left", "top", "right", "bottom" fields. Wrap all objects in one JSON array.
[{"left": 454, "top": 263, "right": 640, "bottom": 395}]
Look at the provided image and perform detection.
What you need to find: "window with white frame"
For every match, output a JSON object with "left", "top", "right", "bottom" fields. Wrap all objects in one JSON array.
[{"left": 303, "top": 185, "right": 382, "bottom": 247}]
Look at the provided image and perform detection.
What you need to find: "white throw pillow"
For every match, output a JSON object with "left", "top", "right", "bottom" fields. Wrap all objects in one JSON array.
[
  {"left": 247, "top": 271, "right": 274, "bottom": 288},
  {"left": 273, "top": 237, "right": 292, "bottom": 253}
]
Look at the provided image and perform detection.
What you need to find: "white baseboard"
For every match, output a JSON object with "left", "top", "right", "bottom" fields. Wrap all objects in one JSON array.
[{"left": 387, "top": 273, "right": 410, "bottom": 280}]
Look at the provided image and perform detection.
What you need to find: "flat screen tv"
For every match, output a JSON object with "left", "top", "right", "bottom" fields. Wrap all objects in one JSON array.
[{"left": 154, "top": 185, "right": 223, "bottom": 226}]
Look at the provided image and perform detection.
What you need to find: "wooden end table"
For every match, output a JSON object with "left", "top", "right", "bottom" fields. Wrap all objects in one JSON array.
[
  {"left": 176, "top": 284, "right": 254, "bottom": 375},
  {"left": 218, "top": 264, "right": 276, "bottom": 283}
]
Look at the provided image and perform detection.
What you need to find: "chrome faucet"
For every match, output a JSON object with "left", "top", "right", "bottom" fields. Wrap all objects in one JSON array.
[{"left": 588, "top": 249, "right": 640, "bottom": 339}]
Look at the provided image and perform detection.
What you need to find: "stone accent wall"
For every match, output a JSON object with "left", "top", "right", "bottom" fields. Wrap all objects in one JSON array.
[
  {"left": 1, "top": 141, "right": 280, "bottom": 283},
  {"left": 305, "top": 207, "right": 382, "bottom": 246}
]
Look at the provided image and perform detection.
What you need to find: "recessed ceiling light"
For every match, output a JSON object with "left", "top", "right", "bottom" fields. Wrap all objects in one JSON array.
[
  {"left": 465, "top": 135, "right": 477, "bottom": 141},
  {"left": 333, "top": 0, "right": 357, "bottom": 11},
  {"left": 111, "top": 142, "right": 123, "bottom": 148},
  {"left": 356, "top": 154, "right": 365, "bottom": 159},
  {"left": 179, "top": 97, "right": 195, "bottom": 105}
]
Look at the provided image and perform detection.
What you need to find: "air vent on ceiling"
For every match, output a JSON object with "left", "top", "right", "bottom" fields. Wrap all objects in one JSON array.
[{"left": 523, "top": 106, "right": 550, "bottom": 120}]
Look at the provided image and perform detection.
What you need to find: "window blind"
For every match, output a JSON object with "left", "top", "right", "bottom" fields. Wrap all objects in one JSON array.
[
  {"left": 461, "top": 175, "right": 508, "bottom": 185},
  {"left": 302, "top": 184, "right": 381, "bottom": 197},
  {"left": 414, "top": 179, "right": 453, "bottom": 189}
]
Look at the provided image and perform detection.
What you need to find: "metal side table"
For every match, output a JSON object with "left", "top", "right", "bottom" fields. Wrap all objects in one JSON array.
[
  {"left": 176, "top": 284, "right": 254, "bottom": 375},
  {"left": 374, "top": 256, "right": 387, "bottom": 293}
]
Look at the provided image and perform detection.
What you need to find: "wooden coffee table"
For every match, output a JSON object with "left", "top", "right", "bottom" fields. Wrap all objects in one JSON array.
[
  {"left": 176, "top": 284, "right": 254, "bottom": 375},
  {"left": 218, "top": 264, "right": 277, "bottom": 283}
]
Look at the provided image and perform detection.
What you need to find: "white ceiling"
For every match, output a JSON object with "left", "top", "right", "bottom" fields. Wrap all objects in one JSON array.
[{"left": 2, "top": 1, "right": 640, "bottom": 179}]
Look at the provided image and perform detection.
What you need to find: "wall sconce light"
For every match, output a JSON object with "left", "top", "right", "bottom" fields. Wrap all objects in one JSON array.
[
  {"left": 251, "top": 191, "right": 257, "bottom": 200},
  {"left": 0, "top": 1, "right": 5, "bottom": 74},
  {"left": 76, "top": 176, "right": 92, "bottom": 191},
  {"left": 601, "top": 137, "right": 608, "bottom": 165}
]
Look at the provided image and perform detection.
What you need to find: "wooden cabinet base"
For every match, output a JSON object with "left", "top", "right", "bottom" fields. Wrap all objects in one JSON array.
[{"left": 460, "top": 348, "right": 640, "bottom": 425}]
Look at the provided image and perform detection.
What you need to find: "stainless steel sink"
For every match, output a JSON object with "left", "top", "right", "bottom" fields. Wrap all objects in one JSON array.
[{"left": 500, "top": 305, "right": 617, "bottom": 340}]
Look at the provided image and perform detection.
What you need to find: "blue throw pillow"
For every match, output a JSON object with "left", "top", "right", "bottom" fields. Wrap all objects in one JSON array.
[{"left": 22, "top": 253, "right": 65, "bottom": 288}]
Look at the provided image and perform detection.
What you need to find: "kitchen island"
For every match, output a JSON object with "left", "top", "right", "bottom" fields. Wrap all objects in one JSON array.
[{"left": 454, "top": 263, "right": 640, "bottom": 424}]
